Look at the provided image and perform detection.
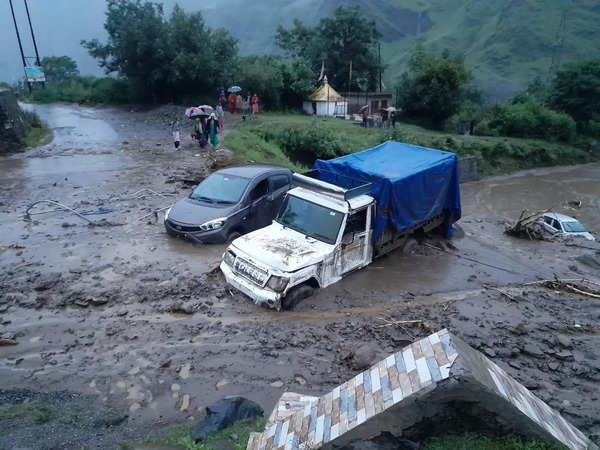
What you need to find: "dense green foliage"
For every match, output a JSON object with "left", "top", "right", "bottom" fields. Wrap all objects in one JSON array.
[
  {"left": 276, "top": 7, "right": 382, "bottom": 91},
  {"left": 549, "top": 59, "right": 600, "bottom": 135},
  {"left": 27, "top": 76, "right": 130, "bottom": 104},
  {"left": 234, "top": 56, "right": 314, "bottom": 110},
  {"left": 473, "top": 102, "right": 576, "bottom": 142},
  {"left": 40, "top": 56, "right": 80, "bottom": 82},
  {"left": 224, "top": 113, "right": 595, "bottom": 175},
  {"left": 82, "top": 0, "right": 238, "bottom": 102},
  {"left": 396, "top": 47, "right": 475, "bottom": 128}
]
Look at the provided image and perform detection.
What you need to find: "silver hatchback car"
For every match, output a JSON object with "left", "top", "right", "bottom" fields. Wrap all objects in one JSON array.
[{"left": 164, "top": 165, "right": 292, "bottom": 244}]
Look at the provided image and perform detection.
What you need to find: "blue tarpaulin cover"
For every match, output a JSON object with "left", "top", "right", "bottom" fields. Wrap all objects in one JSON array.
[{"left": 312, "top": 140, "right": 461, "bottom": 241}]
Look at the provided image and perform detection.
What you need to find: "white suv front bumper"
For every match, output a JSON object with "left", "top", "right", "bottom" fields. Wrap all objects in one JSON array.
[{"left": 220, "top": 261, "right": 282, "bottom": 308}]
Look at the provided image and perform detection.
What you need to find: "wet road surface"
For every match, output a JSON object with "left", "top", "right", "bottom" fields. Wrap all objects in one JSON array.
[{"left": 1, "top": 104, "right": 599, "bottom": 448}]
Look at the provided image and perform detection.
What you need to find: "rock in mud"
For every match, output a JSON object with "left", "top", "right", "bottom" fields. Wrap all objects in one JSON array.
[
  {"left": 555, "top": 350, "right": 574, "bottom": 361},
  {"left": 89, "top": 297, "right": 109, "bottom": 306},
  {"left": 0, "top": 333, "right": 17, "bottom": 346},
  {"left": 191, "top": 397, "right": 263, "bottom": 443},
  {"left": 522, "top": 343, "right": 545, "bottom": 358},
  {"left": 170, "top": 301, "right": 196, "bottom": 315},
  {"left": 556, "top": 334, "right": 573, "bottom": 349},
  {"left": 350, "top": 344, "right": 379, "bottom": 370},
  {"left": 34, "top": 272, "right": 62, "bottom": 291}
]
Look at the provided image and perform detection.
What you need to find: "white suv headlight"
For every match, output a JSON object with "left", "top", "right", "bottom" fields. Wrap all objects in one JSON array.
[
  {"left": 200, "top": 217, "right": 226, "bottom": 231},
  {"left": 267, "top": 275, "right": 289, "bottom": 293},
  {"left": 223, "top": 250, "right": 236, "bottom": 266},
  {"left": 164, "top": 207, "right": 172, "bottom": 222}
]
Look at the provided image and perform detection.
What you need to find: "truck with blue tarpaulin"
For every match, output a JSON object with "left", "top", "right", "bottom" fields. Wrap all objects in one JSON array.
[{"left": 220, "top": 140, "right": 462, "bottom": 310}]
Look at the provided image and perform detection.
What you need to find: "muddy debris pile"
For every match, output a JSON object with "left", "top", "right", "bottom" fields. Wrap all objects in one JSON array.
[{"left": 505, "top": 210, "right": 551, "bottom": 240}]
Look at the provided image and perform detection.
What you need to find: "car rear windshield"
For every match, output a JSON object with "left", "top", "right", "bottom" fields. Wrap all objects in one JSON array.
[
  {"left": 276, "top": 195, "right": 344, "bottom": 244},
  {"left": 190, "top": 173, "right": 250, "bottom": 204},
  {"left": 562, "top": 221, "right": 586, "bottom": 233}
]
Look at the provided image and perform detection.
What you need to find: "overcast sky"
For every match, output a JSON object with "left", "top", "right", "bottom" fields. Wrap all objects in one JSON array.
[{"left": 0, "top": 0, "right": 222, "bottom": 83}]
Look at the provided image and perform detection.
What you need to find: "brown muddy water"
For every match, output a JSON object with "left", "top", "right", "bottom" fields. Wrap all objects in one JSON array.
[{"left": 1, "top": 104, "right": 599, "bottom": 449}]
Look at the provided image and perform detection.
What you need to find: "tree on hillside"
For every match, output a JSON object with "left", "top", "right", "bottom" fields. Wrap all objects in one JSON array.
[
  {"left": 82, "top": 0, "right": 238, "bottom": 102},
  {"left": 41, "top": 56, "right": 80, "bottom": 83},
  {"left": 396, "top": 47, "right": 472, "bottom": 128},
  {"left": 276, "top": 7, "right": 381, "bottom": 91},
  {"left": 549, "top": 60, "right": 600, "bottom": 132}
]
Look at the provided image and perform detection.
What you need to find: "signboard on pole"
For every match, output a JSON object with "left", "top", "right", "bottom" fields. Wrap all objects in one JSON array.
[{"left": 25, "top": 66, "right": 45, "bottom": 83}]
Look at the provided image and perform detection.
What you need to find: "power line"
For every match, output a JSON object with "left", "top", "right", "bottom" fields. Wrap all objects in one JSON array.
[
  {"left": 23, "top": 0, "right": 41, "bottom": 66},
  {"left": 8, "top": 0, "right": 27, "bottom": 68}
]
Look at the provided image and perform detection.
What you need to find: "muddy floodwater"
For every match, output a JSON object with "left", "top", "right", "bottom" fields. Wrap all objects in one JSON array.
[{"left": 1, "top": 104, "right": 599, "bottom": 449}]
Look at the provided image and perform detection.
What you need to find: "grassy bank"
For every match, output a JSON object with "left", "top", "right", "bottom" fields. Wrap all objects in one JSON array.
[
  {"left": 122, "top": 417, "right": 267, "bottom": 450},
  {"left": 122, "top": 420, "right": 564, "bottom": 450},
  {"left": 223, "top": 113, "right": 597, "bottom": 176},
  {"left": 21, "top": 110, "right": 52, "bottom": 149}
]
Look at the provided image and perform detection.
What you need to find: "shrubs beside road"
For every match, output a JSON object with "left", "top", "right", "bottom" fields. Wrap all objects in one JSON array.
[{"left": 224, "top": 113, "right": 597, "bottom": 175}]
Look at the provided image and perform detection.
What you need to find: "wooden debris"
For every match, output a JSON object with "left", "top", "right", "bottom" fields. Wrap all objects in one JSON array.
[
  {"left": 525, "top": 278, "right": 600, "bottom": 300},
  {"left": 505, "top": 209, "right": 552, "bottom": 240}
]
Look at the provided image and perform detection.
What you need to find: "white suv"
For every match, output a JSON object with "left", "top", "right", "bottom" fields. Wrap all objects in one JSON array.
[{"left": 540, "top": 213, "right": 595, "bottom": 241}]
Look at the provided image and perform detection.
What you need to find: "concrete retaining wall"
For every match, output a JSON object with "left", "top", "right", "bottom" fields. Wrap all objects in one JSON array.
[{"left": 458, "top": 156, "right": 478, "bottom": 183}]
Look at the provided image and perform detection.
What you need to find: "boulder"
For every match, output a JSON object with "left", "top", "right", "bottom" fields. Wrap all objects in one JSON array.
[{"left": 191, "top": 397, "right": 263, "bottom": 443}]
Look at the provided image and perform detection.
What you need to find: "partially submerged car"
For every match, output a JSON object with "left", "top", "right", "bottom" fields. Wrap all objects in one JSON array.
[
  {"left": 540, "top": 213, "right": 595, "bottom": 241},
  {"left": 164, "top": 166, "right": 291, "bottom": 244}
]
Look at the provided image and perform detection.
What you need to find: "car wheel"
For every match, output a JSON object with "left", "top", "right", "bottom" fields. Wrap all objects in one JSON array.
[
  {"left": 281, "top": 284, "right": 314, "bottom": 311},
  {"left": 227, "top": 231, "right": 241, "bottom": 243}
]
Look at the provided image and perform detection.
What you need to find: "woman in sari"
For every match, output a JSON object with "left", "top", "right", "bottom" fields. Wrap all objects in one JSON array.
[
  {"left": 228, "top": 92, "right": 236, "bottom": 114},
  {"left": 251, "top": 93, "right": 259, "bottom": 115},
  {"left": 208, "top": 113, "right": 219, "bottom": 148}
]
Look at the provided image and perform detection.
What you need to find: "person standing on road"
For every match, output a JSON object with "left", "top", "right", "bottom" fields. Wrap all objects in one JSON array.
[
  {"left": 208, "top": 113, "right": 219, "bottom": 148},
  {"left": 235, "top": 93, "right": 243, "bottom": 113},
  {"left": 251, "top": 93, "right": 259, "bottom": 115},
  {"left": 218, "top": 90, "right": 227, "bottom": 109},
  {"left": 216, "top": 104, "right": 225, "bottom": 129},
  {"left": 242, "top": 97, "right": 250, "bottom": 121},
  {"left": 171, "top": 119, "right": 181, "bottom": 149},
  {"left": 228, "top": 92, "right": 236, "bottom": 114}
]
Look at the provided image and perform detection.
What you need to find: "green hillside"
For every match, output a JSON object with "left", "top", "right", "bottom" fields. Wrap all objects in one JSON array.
[{"left": 200, "top": 0, "right": 600, "bottom": 99}]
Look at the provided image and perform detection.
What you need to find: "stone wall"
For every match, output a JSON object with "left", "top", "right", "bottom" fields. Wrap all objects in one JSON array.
[
  {"left": 0, "top": 88, "right": 27, "bottom": 153},
  {"left": 458, "top": 156, "right": 479, "bottom": 183}
]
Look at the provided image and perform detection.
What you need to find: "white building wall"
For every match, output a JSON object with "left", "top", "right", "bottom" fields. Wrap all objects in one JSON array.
[{"left": 314, "top": 102, "right": 347, "bottom": 117}]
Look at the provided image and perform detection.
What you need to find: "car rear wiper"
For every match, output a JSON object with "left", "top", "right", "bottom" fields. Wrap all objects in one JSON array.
[{"left": 214, "top": 199, "right": 234, "bottom": 204}]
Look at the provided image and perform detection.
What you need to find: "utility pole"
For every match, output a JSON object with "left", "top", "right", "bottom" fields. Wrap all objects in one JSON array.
[
  {"left": 378, "top": 42, "right": 382, "bottom": 93},
  {"left": 9, "top": 0, "right": 30, "bottom": 92},
  {"left": 23, "top": 0, "right": 41, "bottom": 66}
]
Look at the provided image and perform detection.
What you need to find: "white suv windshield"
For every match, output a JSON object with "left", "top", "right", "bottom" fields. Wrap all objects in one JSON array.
[
  {"left": 276, "top": 195, "right": 344, "bottom": 244},
  {"left": 562, "top": 221, "right": 586, "bottom": 233},
  {"left": 190, "top": 173, "right": 250, "bottom": 204}
]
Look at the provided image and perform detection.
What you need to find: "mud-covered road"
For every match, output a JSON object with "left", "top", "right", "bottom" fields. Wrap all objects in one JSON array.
[{"left": 1, "top": 104, "right": 599, "bottom": 449}]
